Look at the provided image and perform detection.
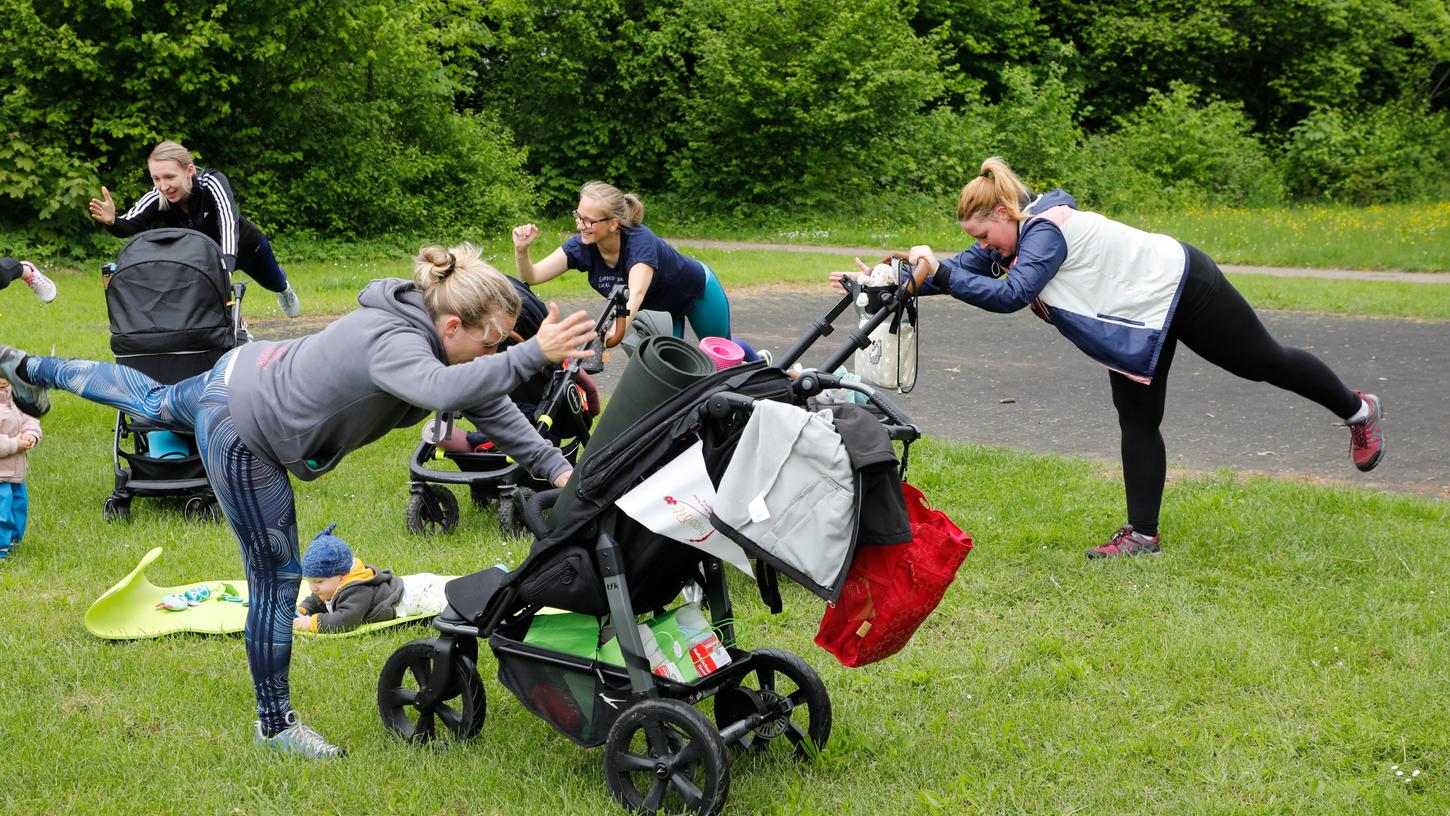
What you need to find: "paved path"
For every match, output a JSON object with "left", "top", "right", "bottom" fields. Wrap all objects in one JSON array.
[
  {"left": 568, "top": 289, "right": 1450, "bottom": 499},
  {"left": 256, "top": 271, "right": 1449, "bottom": 498},
  {"left": 666, "top": 238, "right": 1450, "bottom": 284}
]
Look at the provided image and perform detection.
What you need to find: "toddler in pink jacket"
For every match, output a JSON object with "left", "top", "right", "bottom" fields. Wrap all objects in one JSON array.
[{"left": 0, "top": 378, "right": 40, "bottom": 559}]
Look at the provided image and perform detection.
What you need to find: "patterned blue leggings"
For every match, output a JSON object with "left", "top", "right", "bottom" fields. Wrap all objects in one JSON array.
[{"left": 27, "top": 354, "right": 301, "bottom": 733}]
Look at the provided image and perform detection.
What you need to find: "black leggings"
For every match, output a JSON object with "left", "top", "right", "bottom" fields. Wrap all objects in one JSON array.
[
  {"left": 1111, "top": 244, "right": 1362, "bottom": 536},
  {"left": 0, "top": 258, "right": 26, "bottom": 289}
]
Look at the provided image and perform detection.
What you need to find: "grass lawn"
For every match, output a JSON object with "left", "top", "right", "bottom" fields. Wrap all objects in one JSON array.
[
  {"left": 1, "top": 252, "right": 1446, "bottom": 815},
  {"left": 46, "top": 225, "right": 1449, "bottom": 323},
  {"left": 652, "top": 200, "right": 1450, "bottom": 274}
]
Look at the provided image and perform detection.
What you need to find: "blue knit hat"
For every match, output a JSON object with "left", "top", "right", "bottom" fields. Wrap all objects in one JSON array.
[{"left": 301, "top": 523, "right": 353, "bottom": 579}]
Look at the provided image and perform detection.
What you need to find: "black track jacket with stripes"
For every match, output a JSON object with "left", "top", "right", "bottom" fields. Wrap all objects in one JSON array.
[{"left": 106, "top": 169, "right": 264, "bottom": 273}]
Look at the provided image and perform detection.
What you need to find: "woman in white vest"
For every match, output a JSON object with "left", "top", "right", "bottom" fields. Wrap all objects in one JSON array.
[{"left": 882, "top": 157, "right": 1384, "bottom": 558}]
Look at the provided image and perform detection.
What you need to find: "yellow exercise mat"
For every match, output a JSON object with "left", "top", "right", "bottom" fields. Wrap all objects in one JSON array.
[{"left": 85, "top": 547, "right": 445, "bottom": 640}]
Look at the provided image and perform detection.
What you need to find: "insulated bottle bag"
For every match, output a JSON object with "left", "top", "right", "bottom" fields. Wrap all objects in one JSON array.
[
  {"left": 814, "top": 482, "right": 972, "bottom": 667},
  {"left": 855, "top": 315, "right": 916, "bottom": 392}
]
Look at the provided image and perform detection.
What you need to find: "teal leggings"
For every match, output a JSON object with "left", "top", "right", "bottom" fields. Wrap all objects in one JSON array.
[
  {"left": 672, "top": 264, "right": 733, "bottom": 340},
  {"left": 670, "top": 264, "right": 760, "bottom": 361}
]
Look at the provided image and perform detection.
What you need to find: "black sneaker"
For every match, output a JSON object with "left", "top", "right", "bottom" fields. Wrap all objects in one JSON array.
[{"left": 0, "top": 345, "right": 48, "bottom": 417}]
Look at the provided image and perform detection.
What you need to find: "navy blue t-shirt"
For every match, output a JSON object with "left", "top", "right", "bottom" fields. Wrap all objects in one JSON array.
[{"left": 560, "top": 224, "right": 706, "bottom": 315}]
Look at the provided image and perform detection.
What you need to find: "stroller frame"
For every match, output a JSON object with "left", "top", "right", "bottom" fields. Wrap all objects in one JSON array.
[
  {"left": 403, "top": 285, "right": 627, "bottom": 536},
  {"left": 102, "top": 231, "right": 248, "bottom": 524},
  {"left": 403, "top": 416, "right": 588, "bottom": 537},
  {"left": 377, "top": 270, "right": 923, "bottom": 815}
]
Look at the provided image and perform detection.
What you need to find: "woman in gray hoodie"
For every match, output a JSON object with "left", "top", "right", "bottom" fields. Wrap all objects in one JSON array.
[{"left": 0, "top": 243, "right": 596, "bottom": 759}]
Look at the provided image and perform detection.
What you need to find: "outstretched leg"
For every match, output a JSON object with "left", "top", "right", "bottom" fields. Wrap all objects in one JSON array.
[
  {"left": 680, "top": 263, "right": 761, "bottom": 360},
  {"left": 20, "top": 356, "right": 205, "bottom": 429},
  {"left": 238, "top": 234, "right": 301, "bottom": 317},
  {"left": 1172, "top": 244, "right": 1380, "bottom": 469}
]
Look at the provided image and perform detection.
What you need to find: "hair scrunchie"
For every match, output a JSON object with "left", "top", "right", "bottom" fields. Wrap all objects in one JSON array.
[{"left": 440, "top": 252, "right": 457, "bottom": 280}]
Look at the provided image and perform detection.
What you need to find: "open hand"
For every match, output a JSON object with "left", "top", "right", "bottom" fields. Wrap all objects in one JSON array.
[
  {"left": 534, "top": 303, "right": 598, "bottom": 363},
  {"left": 88, "top": 187, "right": 116, "bottom": 225},
  {"left": 829, "top": 258, "right": 872, "bottom": 293}
]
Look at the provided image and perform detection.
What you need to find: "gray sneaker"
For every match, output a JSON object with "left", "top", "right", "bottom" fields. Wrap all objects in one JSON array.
[
  {"left": 276, "top": 286, "right": 302, "bottom": 318},
  {"left": 0, "top": 345, "right": 48, "bottom": 417},
  {"left": 254, "top": 713, "right": 345, "bottom": 759}
]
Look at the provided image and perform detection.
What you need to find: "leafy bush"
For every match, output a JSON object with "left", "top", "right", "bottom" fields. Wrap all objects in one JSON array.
[
  {"left": 1280, "top": 98, "right": 1450, "bottom": 203},
  {"left": 666, "top": 0, "right": 947, "bottom": 215},
  {"left": 0, "top": 1, "right": 533, "bottom": 260},
  {"left": 1076, "top": 82, "right": 1283, "bottom": 210},
  {"left": 879, "top": 64, "right": 1087, "bottom": 207}
]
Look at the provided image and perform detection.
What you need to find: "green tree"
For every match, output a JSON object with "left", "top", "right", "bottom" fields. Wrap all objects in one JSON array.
[
  {"left": 0, "top": 0, "right": 533, "bottom": 256},
  {"left": 465, "top": 0, "right": 696, "bottom": 209},
  {"left": 669, "top": 0, "right": 948, "bottom": 214}
]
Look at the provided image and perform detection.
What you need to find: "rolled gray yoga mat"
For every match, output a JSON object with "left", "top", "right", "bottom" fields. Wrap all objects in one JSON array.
[{"left": 551, "top": 334, "right": 716, "bottom": 519}]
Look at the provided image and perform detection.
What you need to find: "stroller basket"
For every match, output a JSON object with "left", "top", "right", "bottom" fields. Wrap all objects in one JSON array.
[
  {"left": 492, "top": 616, "right": 757, "bottom": 748},
  {"left": 492, "top": 631, "right": 634, "bottom": 747}
]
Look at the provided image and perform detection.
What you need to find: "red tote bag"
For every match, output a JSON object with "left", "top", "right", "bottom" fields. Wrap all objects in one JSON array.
[{"left": 815, "top": 482, "right": 972, "bottom": 667}]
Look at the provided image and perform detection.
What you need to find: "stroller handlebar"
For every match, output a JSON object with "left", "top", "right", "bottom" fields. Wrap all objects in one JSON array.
[
  {"left": 701, "top": 378, "right": 920, "bottom": 442},
  {"left": 796, "top": 371, "right": 920, "bottom": 439}
]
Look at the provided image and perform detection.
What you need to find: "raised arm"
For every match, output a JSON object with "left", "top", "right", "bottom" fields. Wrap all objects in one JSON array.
[
  {"left": 513, "top": 224, "right": 569, "bottom": 285},
  {"left": 95, "top": 187, "right": 162, "bottom": 238}
]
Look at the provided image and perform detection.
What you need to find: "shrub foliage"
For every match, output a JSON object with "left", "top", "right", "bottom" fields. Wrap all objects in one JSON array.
[{"left": 2, "top": 0, "right": 1448, "bottom": 254}]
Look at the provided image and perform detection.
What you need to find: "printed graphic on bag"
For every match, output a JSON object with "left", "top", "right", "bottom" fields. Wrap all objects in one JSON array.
[{"left": 688, "top": 635, "right": 730, "bottom": 675}]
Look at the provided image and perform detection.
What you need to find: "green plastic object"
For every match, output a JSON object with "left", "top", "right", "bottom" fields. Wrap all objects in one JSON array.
[
  {"left": 85, "top": 547, "right": 444, "bottom": 640},
  {"left": 523, "top": 610, "right": 603, "bottom": 659}
]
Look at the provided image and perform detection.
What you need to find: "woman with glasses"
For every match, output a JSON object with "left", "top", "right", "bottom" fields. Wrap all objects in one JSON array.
[
  {"left": 513, "top": 181, "right": 762, "bottom": 359},
  {"left": 0, "top": 243, "right": 598, "bottom": 759}
]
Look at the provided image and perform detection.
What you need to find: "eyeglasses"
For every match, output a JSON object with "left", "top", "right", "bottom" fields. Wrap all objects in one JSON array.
[
  {"left": 462, "top": 321, "right": 511, "bottom": 353},
  {"left": 572, "top": 210, "right": 611, "bottom": 229}
]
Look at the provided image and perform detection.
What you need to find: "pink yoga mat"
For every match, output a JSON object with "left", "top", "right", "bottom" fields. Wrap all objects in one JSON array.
[{"left": 699, "top": 337, "right": 745, "bottom": 370}]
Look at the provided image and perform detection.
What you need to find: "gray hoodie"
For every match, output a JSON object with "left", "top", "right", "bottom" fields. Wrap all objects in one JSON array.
[{"left": 226, "top": 278, "right": 569, "bottom": 482}]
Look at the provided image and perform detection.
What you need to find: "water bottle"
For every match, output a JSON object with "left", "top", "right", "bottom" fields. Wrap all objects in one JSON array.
[
  {"left": 674, "top": 605, "right": 731, "bottom": 677},
  {"left": 638, "top": 623, "right": 685, "bottom": 682}
]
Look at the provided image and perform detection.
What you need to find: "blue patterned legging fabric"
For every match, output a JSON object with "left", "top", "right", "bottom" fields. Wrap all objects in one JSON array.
[{"left": 28, "top": 353, "right": 301, "bottom": 733}]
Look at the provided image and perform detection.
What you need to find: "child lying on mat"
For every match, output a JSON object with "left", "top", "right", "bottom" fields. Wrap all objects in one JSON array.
[{"left": 294, "top": 524, "right": 447, "bottom": 633}]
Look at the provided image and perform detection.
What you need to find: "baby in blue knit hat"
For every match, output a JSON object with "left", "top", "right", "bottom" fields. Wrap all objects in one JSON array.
[{"left": 294, "top": 523, "right": 404, "bottom": 634}]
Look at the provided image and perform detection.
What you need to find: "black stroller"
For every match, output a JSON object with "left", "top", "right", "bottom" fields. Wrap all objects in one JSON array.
[
  {"left": 376, "top": 266, "right": 924, "bottom": 815},
  {"left": 404, "top": 281, "right": 620, "bottom": 537},
  {"left": 101, "top": 228, "right": 246, "bottom": 523}
]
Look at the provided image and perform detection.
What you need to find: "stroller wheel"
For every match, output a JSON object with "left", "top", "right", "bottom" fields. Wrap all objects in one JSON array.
[
  {"left": 713, "top": 648, "right": 831, "bottom": 759},
  {"left": 603, "top": 698, "right": 730, "bottom": 816},
  {"left": 497, "top": 486, "right": 534, "bottom": 539},
  {"left": 469, "top": 482, "right": 497, "bottom": 511},
  {"left": 102, "top": 496, "right": 131, "bottom": 524},
  {"left": 405, "top": 484, "right": 459, "bottom": 535},
  {"left": 183, "top": 494, "right": 222, "bottom": 524},
  {"left": 377, "top": 638, "right": 486, "bottom": 744}
]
